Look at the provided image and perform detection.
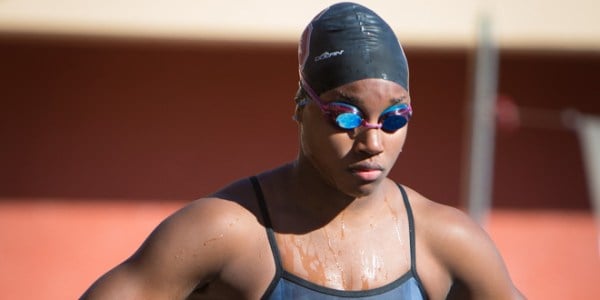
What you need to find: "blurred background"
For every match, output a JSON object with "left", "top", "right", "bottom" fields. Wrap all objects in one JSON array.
[{"left": 1, "top": 0, "right": 599, "bottom": 298}]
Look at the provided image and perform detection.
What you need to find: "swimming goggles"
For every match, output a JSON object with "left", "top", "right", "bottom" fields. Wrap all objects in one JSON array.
[{"left": 299, "top": 81, "right": 413, "bottom": 133}]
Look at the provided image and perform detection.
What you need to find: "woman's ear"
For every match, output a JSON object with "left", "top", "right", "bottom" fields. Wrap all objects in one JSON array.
[
  {"left": 293, "top": 105, "right": 304, "bottom": 123},
  {"left": 293, "top": 86, "right": 307, "bottom": 123}
]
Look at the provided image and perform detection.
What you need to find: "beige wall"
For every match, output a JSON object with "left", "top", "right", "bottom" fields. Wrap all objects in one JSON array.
[{"left": 1, "top": 0, "right": 600, "bottom": 51}]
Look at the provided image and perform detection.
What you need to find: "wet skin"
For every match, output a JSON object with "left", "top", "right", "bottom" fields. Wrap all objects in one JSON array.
[
  {"left": 248, "top": 78, "right": 415, "bottom": 291},
  {"left": 81, "top": 78, "right": 523, "bottom": 299}
]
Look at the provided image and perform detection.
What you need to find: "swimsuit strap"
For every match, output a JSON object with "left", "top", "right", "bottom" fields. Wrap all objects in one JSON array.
[
  {"left": 250, "top": 176, "right": 273, "bottom": 227},
  {"left": 251, "top": 177, "right": 426, "bottom": 299},
  {"left": 249, "top": 176, "right": 284, "bottom": 298},
  {"left": 397, "top": 183, "right": 428, "bottom": 298}
]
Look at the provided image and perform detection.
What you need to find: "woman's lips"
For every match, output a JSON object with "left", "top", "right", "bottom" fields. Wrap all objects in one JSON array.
[
  {"left": 349, "top": 163, "right": 384, "bottom": 181},
  {"left": 352, "top": 169, "right": 383, "bottom": 181}
]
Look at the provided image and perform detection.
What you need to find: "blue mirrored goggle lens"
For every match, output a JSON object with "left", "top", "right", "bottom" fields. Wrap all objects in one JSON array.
[
  {"left": 333, "top": 108, "right": 410, "bottom": 132},
  {"left": 322, "top": 101, "right": 411, "bottom": 132},
  {"left": 381, "top": 115, "right": 408, "bottom": 132},
  {"left": 380, "top": 103, "right": 411, "bottom": 132},
  {"left": 335, "top": 113, "right": 363, "bottom": 129}
]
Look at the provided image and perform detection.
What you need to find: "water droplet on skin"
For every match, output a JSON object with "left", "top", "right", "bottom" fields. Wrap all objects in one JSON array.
[
  {"left": 385, "top": 197, "right": 411, "bottom": 266},
  {"left": 340, "top": 213, "right": 346, "bottom": 239},
  {"left": 202, "top": 233, "right": 224, "bottom": 246}
]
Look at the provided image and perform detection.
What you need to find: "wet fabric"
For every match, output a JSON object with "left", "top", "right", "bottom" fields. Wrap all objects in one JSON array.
[{"left": 249, "top": 177, "right": 427, "bottom": 299}]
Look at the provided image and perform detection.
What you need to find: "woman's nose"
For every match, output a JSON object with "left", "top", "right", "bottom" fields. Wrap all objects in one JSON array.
[{"left": 355, "top": 127, "right": 384, "bottom": 155}]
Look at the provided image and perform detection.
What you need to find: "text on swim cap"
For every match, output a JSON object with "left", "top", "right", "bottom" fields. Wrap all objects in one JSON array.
[{"left": 314, "top": 50, "right": 345, "bottom": 62}]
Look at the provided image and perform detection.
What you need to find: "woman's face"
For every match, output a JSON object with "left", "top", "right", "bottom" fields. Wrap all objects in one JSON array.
[{"left": 298, "top": 78, "right": 411, "bottom": 197}]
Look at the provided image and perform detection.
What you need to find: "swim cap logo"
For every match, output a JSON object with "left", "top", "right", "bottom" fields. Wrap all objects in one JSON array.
[{"left": 314, "top": 50, "right": 344, "bottom": 62}]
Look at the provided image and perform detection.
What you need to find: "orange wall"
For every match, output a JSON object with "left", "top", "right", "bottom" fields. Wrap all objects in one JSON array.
[
  {"left": 1, "top": 36, "right": 599, "bottom": 208},
  {"left": 1, "top": 200, "right": 598, "bottom": 299}
]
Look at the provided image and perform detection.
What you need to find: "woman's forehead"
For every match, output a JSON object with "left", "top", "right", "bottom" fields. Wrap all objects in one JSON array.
[{"left": 321, "top": 79, "right": 410, "bottom": 104}]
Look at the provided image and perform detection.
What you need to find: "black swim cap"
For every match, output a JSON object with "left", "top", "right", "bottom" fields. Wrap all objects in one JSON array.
[{"left": 298, "top": 2, "right": 409, "bottom": 95}]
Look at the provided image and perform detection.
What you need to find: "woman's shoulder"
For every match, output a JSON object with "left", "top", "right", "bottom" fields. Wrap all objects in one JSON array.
[
  {"left": 399, "top": 185, "right": 494, "bottom": 261},
  {"left": 154, "top": 177, "right": 265, "bottom": 252},
  {"left": 401, "top": 185, "right": 521, "bottom": 298},
  {"left": 399, "top": 185, "right": 476, "bottom": 232}
]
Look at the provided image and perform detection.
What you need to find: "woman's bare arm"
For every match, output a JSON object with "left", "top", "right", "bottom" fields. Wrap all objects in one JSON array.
[{"left": 80, "top": 197, "right": 249, "bottom": 299}]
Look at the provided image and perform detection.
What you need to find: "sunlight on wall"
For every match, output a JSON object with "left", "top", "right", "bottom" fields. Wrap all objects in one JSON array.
[{"left": 0, "top": 0, "right": 599, "bottom": 50}]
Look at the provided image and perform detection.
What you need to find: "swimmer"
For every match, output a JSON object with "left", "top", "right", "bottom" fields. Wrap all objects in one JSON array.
[{"left": 81, "top": 2, "right": 524, "bottom": 299}]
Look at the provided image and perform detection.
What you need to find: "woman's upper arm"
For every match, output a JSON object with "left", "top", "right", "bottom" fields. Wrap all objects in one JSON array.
[
  {"left": 434, "top": 209, "right": 524, "bottom": 299},
  {"left": 415, "top": 198, "right": 524, "bottom": 300},
  {"left": 80, "top": 198, "right": 246, "bottom": 299}
]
